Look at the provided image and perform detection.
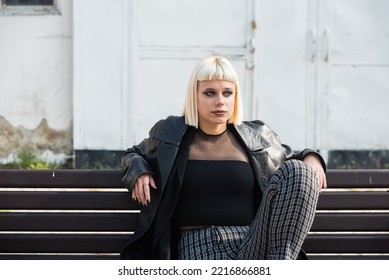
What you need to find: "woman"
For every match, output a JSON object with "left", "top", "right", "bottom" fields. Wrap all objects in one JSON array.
[{"left": 120, "top": 56, "right": 326, "bottom": 260}]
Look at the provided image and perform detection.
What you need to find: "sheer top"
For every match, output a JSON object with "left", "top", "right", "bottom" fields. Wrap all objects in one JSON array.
[{"left": 174, "top": 128, "right": 255, "bottom": 226}]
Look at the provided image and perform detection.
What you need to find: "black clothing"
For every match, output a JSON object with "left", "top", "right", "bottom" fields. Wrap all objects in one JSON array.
[
  {"left": 175, "top": 160, "right": 255, "bottom": 226},
  {"left": 120, "top": 116, "right": 325, "bottom": 259}
]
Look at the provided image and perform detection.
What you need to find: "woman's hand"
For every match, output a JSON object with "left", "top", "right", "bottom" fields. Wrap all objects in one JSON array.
[
  {"left": 132, "top": 174, "right": 157, "bottom": 206},
  {"left": 303, "top": 154, "right": 327, "bottom": 192}
]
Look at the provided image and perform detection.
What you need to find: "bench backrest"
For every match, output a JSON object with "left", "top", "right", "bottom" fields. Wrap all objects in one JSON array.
[
  {"left": 0, "top": 170, "right": 133, "bottom": 259},
  {"left": 304, "top": 169, "right": 389, "bottom": 259},
  {"left": 0, "top": 169, "right": 388, "bottom": 259}
]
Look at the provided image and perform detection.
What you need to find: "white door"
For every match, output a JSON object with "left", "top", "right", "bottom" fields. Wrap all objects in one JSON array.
[
  {"left": 125, "top": 0, "right": 257, "bottom": 145},
  {"left": 315, "top": 0, "right": 389, "bottom": 151}
]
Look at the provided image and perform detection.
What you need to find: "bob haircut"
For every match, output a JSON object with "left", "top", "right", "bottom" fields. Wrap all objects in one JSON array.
[{"left": 183, "top": 55, "right": 243, "bottom": 128}]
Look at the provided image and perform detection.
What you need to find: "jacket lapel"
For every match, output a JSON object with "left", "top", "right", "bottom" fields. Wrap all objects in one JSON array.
[
  {"left": 154, "top": 117, "right": 273, "bottom": 193},
  {"left": 233, "top": 122, "right": 271, "bottom": 193},
  {"left": 233, "top": 122, "right": 271, "bottom": 151},
  {"left": 154, "top": 117, "right": 188, "bottom": 191}
]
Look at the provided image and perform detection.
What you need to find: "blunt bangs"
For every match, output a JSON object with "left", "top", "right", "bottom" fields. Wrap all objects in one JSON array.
[
  {"left": 183, "top": 56, "right": 243, "bottom": 128},
  {"left": 196, "top": 57, "right": 239, "bottom": 83}
]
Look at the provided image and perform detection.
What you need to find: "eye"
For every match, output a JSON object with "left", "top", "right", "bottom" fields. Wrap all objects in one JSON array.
[
  {"left": 203, "top": 90, "right": 215, "bottom": 97},
  {"left": 223, "top": 91, "right": 234, "bottom": 97}
]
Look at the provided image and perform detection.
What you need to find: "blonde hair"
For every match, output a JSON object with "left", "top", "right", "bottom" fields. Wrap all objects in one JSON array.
[{"left": 183, "top": 55, "right": 243, "bottom": 127}]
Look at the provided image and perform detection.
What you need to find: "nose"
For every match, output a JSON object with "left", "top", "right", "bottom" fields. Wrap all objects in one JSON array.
[{"left": 215, "top": 93, "right": 225, "bottom": 106}]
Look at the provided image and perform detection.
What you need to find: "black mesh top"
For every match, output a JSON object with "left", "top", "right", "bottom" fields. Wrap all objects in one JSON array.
[{"left": 174, "top": 128, "right": 255, "bottom": 226}]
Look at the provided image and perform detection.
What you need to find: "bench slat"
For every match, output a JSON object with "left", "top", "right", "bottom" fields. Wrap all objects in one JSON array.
[
  {"left": 326, "top": 169, "right": 389, "bottom": 188},
  {"left": 303, "top": 234, "right": 389, "bottom": 253},
  {"left": 1, "top": 212, "right": 387, "bottom": 232},
  {"left": 0, "top": 213, "right": 139, "bottom": 231},
  {"left": 0, "top": 169, "right": 123, "bottom": 188},
  {"left": 307, "top": 254, "right": 389, "bottom": 260},
  {"left": 311, "top": 213, "right": 389, "bottom": 231},
  {"left": 317, "top": 191, "right": 389, "bottom": 210},
  {"left": 1, "top": 233, "right": 387, "bottom": 255},
  {"left": 0, "top": 191, "right": 139, "bottom": 210},
  {"left": 2, "top": 191, "right": 388, "bottom": 211},
  {"left": 0, "top": 234, "right": 131, "bottom": 253},
  {"left": 1, "top": 170, "right": 387, "bottom": 190},
  {"left": 0, "top": 254, "right": 120, "bottom": 260},
  {"left": 1, "top": 169, "right": 388, "bottom": 188}
]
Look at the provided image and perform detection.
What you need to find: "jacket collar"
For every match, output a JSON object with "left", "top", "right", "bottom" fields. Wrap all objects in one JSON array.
[
  {"left": 153, "top": 116, "right": 271, "bottom": 151},
  {"left": 232, "top": 122, "right": 271, "bottom": 151},
  {"left": 154, "top": 116, "right": 188, "bottom": 146}
]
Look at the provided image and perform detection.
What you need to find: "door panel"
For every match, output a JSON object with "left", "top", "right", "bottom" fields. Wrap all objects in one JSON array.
[
  {"left": 129, "top": 0, "right": 255, "bottom": 143},
  {"left": 318, "top": 0, "right": 389, "bottom": 150}
]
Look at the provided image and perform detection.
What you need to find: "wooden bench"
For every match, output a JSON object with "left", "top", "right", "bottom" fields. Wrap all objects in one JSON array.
[{"left": 0, "top": 169, "right": 388, "bottom": 260}]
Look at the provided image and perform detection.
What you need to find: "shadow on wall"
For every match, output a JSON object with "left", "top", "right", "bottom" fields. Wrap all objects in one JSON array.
[
  {"left": 328, "top": 150, "right": 389, "bottom": 169},
  {"left": 74, "top": 150, "right": 123, "bottom": 169}
]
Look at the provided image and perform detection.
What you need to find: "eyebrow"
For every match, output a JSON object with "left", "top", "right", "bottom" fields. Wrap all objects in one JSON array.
[{"left": 202, "top": 87, "right": 234, "bottom": 91}]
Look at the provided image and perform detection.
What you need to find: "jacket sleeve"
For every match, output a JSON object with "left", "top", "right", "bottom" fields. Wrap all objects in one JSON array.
[
  {"left": 266, "top": 121, "right": 326, "bottom": 172},
  {"left": 121, "top": 121, "right": 162, "bottom": 191},
  {"left": 292, "top": 148, "right": 327, "bottom": 172},
  {"left": 282, "top": 143, "right": 326, "bottom": 172}
]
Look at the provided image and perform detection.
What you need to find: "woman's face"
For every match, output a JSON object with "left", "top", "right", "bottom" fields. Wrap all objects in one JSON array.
[{"left": 197, "top": 79, "right": 235, "bottom": 134}]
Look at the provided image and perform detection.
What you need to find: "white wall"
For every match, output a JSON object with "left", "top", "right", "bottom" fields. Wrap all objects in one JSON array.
[
  {"left": 73, "top": 0, "right": 256, "bottom": 151},
  {"left": 255, "top": 0, "right": 312, "bottom": 150},
  {"left": 0, "top": 1, "right": 73, "bottom": 161},
  {"left": 73, "top": 0, "right": 127, "bottom": 150},
  {"left": 3, "top": 0, "right": 388, "bottom": 164},
  {"left": 0, "top": 1, "right": 72, "bottom": 130}
]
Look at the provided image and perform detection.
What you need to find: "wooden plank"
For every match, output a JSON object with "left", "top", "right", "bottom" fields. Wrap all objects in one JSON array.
[
  {"left": 317, "top": 191, "right": 389, "bottom": 210},
  {"left": 0, "top": 234, "right": 131, "bottom": 253},
  {"left": 303, "top": 234, "right": 389, "bottom": 253},
  {"left": 0, "top": 169, "right": 124, "bottom": 188},
  {"left": 310, "top": 213, "right": 389, "bottom": 231},
  {"left": 2, "top": 212, "right": 385, "bottom": 233},
  {"left": 0, "top": 191, "right": 140, "bottom": 210},
  {"left": 307, "top": 254, "right": 389, "bottom": 260},
  {"left": 0, "top": 169, "right": 388, "bottom": 188},
  {"left": 1, "top": 253, "right": 388, "bottom": 260},
  {"left": 0, "top": 213, "right": 139, "bottom": 231},
  {"left": 326, "top": 169, "right": 389, "bottom": 188},
  {"left": 0, "top": 254, "right": 120, "bottom": 260}
]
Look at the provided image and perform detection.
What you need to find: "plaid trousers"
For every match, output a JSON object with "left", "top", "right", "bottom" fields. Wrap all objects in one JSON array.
[{"left": 178, "top": 160, "right": 319, "bottom": 260}]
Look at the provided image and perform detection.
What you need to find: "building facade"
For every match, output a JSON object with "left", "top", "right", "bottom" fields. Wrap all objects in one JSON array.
[{"left": 1, "top": 0, "right": 388, "bottom": 168}]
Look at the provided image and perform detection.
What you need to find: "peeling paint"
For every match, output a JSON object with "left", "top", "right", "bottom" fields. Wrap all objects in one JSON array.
[
  {"left": 0, "top": 6, "right": 60, "bottom": 16},
  {"left": 0, "top": 115, "right": 72, "bottom": 162}
]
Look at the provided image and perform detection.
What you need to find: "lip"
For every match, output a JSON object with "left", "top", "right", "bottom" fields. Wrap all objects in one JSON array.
[{"left": 212, "top": 110, "right": 227, "bottom": 116}]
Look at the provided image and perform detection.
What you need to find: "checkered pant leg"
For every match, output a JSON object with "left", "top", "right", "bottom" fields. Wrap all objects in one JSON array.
[
  {"left": 237, "top": 159, "right": 319, "bottom": 260},
  {"left": 178, "top": 225, "right": 249, "bottom": 260}
]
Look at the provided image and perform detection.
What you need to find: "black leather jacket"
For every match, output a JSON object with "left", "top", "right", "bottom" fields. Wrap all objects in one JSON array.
[{"left": 120, "top": 116, "right": 324, "bottom": 259}]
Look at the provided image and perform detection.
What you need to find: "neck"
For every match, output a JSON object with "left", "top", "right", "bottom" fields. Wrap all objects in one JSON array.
[{"left": 199, "top": 123, "right": 227, "bottom": 135}]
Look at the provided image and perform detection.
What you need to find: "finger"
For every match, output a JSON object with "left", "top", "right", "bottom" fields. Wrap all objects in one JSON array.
[
  {"left": 142, "top": 174, "right": 157, "bottom": 203},
  {"left": 139, "top": 175, "right": 148, "bottom": 204},
  {"left": 143, "top": 183, "right": 151, "bottom": 204},
  {"left": 318, "top": 171, "right": 327, "bottom": 191},
  {"left": 131, "top": 189, "right": 136, "bottom": 201},
  {"left": 134, "top": 180, "right": 142, "bottom": 203},
  {"left": 322, "top": 172, "right": 328, "bottom": 189},
  {"left": 135, "top": 179, "right": 146, "bottom": 205},
  {"left": 141, "top": 176, "right": 150, "bottom": 205},
  {"left": 149, "top": 176, "right": 157, "bottom": 189}
]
